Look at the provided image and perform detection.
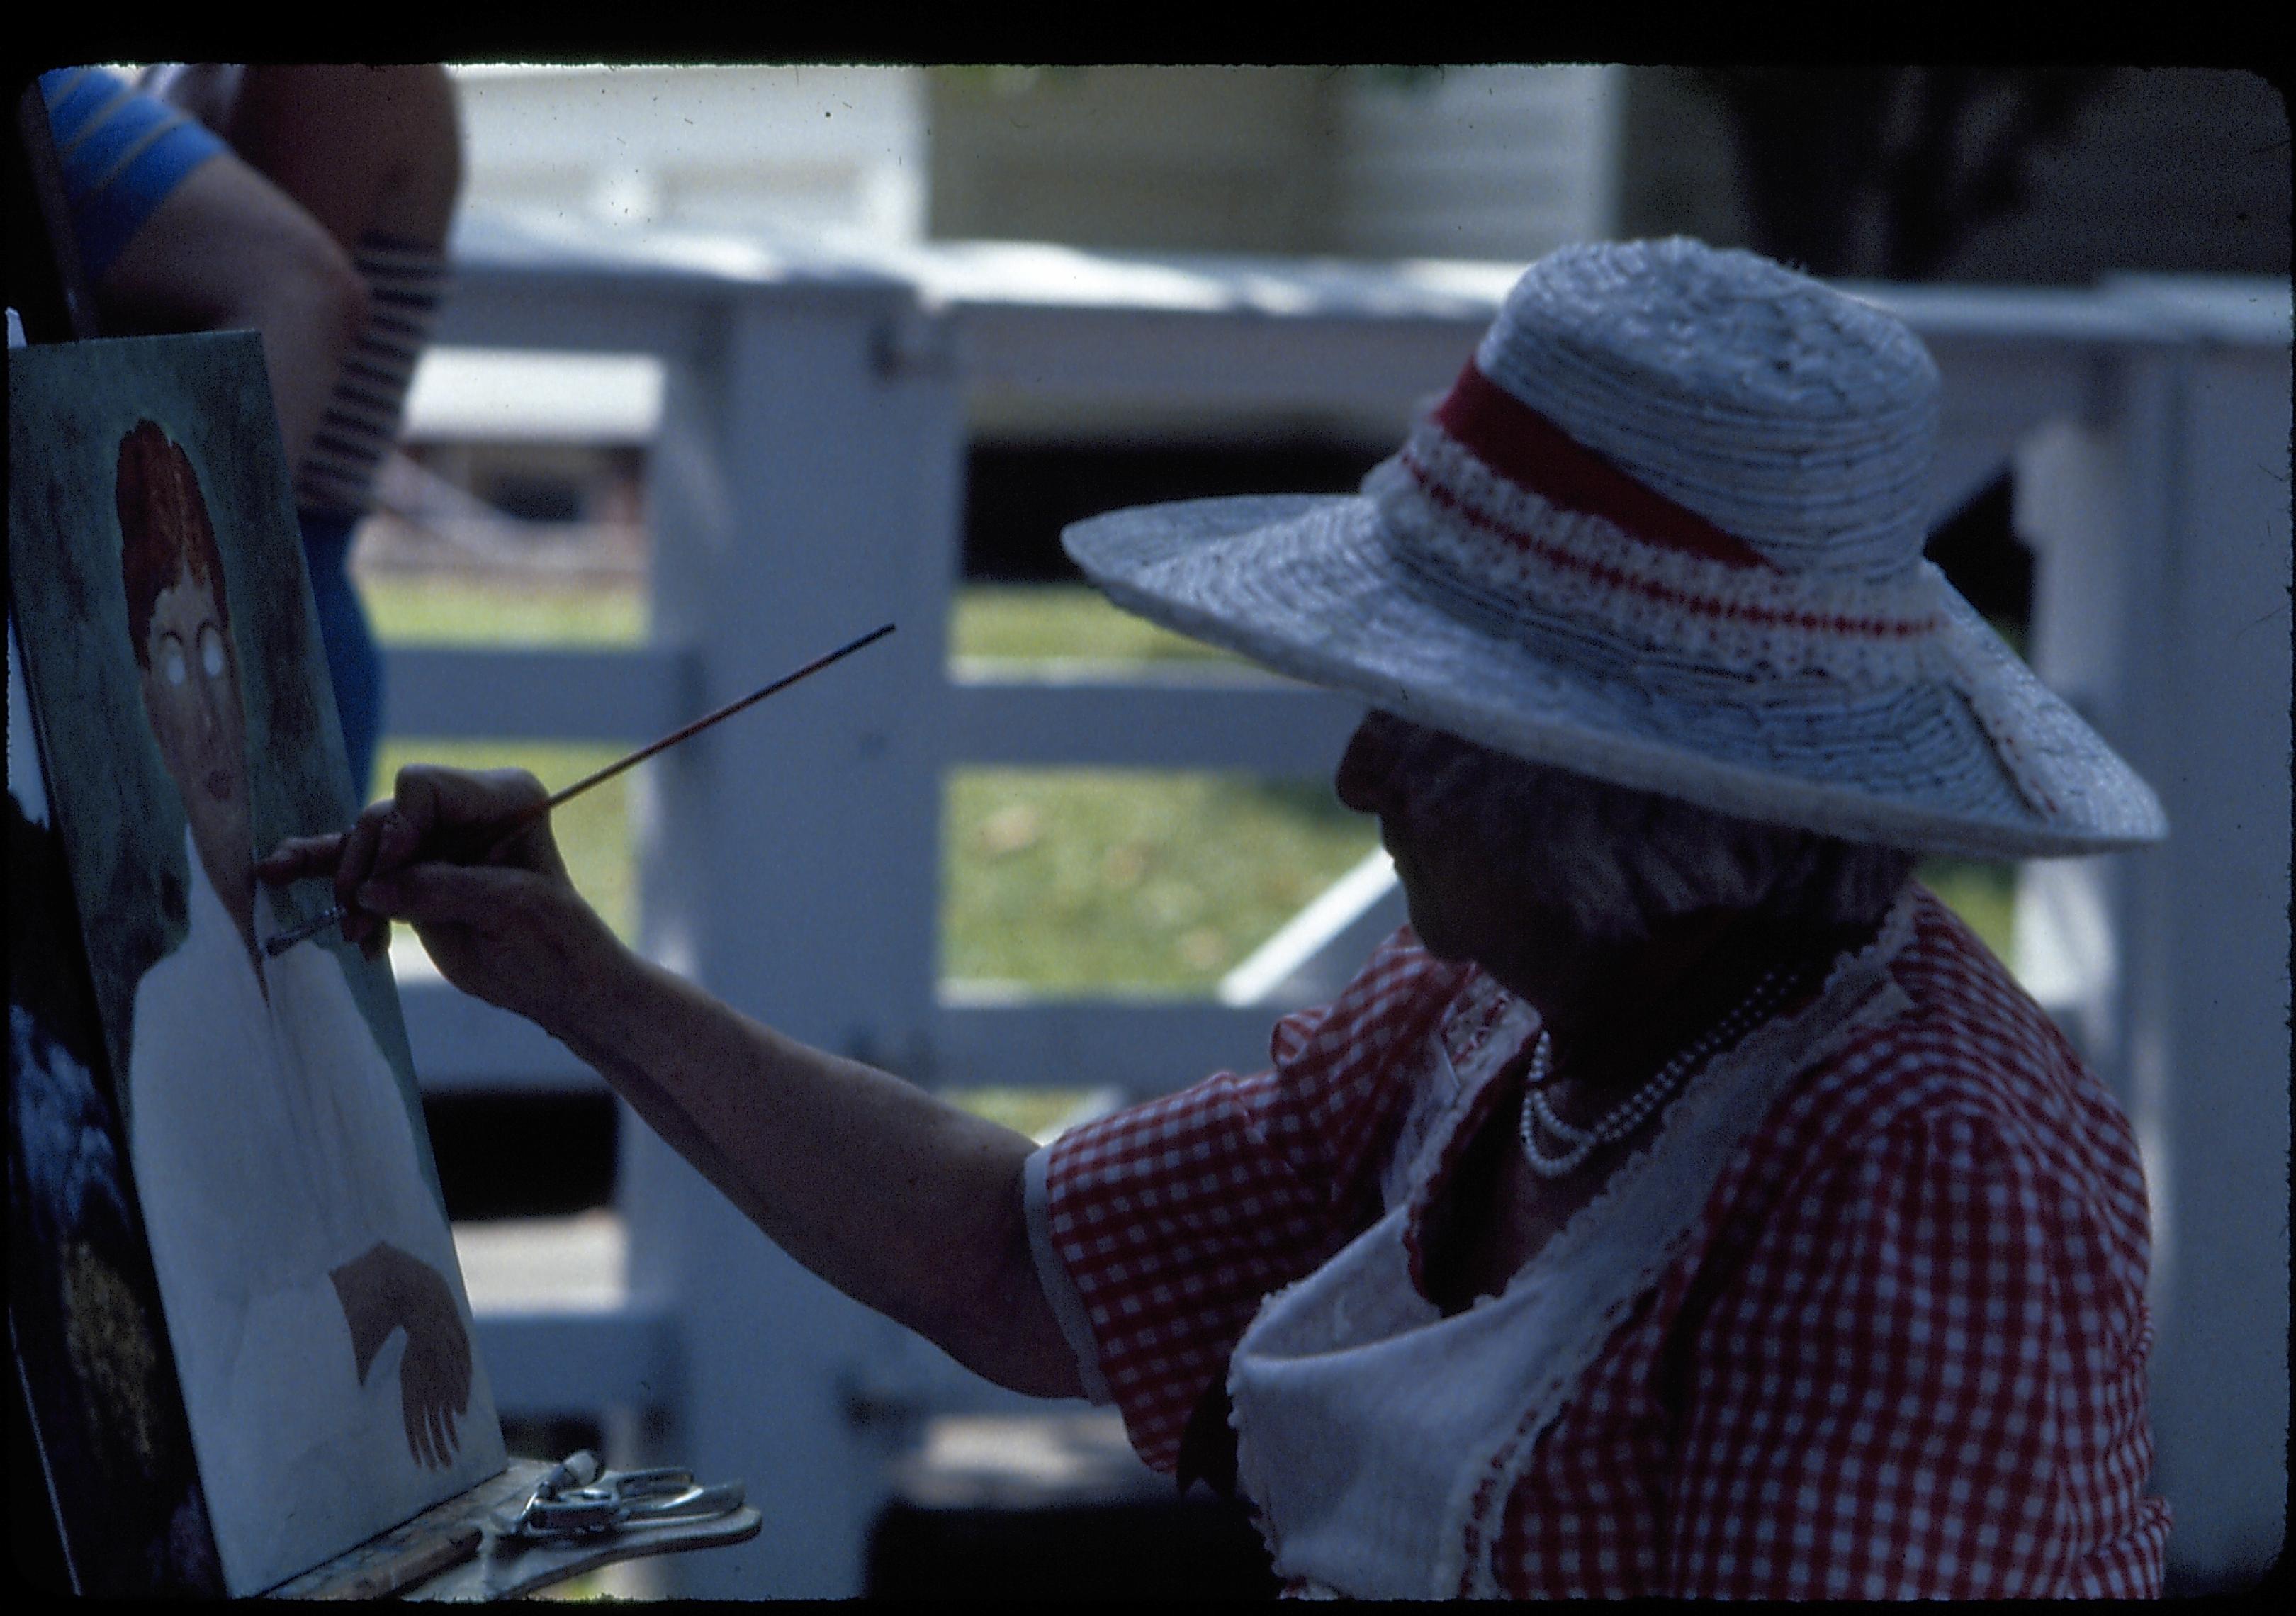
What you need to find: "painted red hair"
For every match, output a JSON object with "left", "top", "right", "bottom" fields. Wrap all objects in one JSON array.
[{"left": 116, "top": 420, "right": 229, "bottom": 670}]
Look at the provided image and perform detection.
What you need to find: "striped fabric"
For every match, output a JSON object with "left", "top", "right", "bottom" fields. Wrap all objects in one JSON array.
[
  {"left": 38, "top": 67, "right": 227, "bottom": 281},
  {"left": 1038, "top": 888, "right": 2169, "bottom": 1597},
  {"left": 294, "top": 235, "right": 449, "bottom": 518}
]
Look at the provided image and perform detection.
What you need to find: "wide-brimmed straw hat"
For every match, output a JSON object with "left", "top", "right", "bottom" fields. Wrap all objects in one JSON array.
[{"left": 1062, "top": 237, "right": 2166, "bottom": 860}]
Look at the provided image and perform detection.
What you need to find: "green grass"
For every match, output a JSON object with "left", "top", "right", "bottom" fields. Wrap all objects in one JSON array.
[
  {"left": 361, "top": 572, "right": 647, "bottom": 646},
  {"left": 931, "top": 1087, "right": 1101, "bottom": 1143},
  {"left": 952, "top": 584, "right": 1261, "bottom": 1034},
  {"left": 950, "top": 583, "right": 1239, "bottom": 666},
  {"left": 1914, "top": 858, "right": 2018, "bottom": 964},
  {"left": 945, "top": 770, "right": 1376, "bottom": 992},
  {"left": 362, "top": 576, "right": 1219, "bottom": 662}
]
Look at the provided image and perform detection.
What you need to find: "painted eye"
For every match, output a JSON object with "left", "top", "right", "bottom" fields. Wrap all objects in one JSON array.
[
  {"left": 161, "top": 639, "right": 188, "bottom": 686},
  {"left": 200, "top": 625, "right": 227, "bottom": 678}
]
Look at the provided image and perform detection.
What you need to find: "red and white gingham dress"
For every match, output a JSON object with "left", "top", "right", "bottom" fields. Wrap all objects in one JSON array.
[{"left": 1032, "top": 887, "right": 2170, "bottom": 1598}]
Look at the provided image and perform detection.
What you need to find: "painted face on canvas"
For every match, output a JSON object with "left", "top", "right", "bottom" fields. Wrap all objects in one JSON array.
[{"left": 138, "top": 566, "right": 253, "bottom": 920}]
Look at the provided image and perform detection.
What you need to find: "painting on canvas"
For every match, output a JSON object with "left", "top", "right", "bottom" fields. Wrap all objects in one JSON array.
[{"left": 6, "top": 332, "right": 505, "bottom": 1595}]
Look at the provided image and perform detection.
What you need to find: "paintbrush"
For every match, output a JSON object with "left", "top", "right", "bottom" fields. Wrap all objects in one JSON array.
[{"left": 266, "top": 622, "right": 895, "bottom": 956}]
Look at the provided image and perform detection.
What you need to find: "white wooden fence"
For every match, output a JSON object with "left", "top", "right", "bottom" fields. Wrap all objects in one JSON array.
[{"left": 399, "top": 211, "right": 2289, "bottom": 1595}]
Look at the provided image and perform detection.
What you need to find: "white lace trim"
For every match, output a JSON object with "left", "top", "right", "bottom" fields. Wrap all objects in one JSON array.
[
  {"left": 1368, "top": 423, "right": 1949, "bottom": 685},
  {"left": 1439, "top": 890, "right": 1923, "bottom": 1597},
  {"left": 1222, "top": 896, "right": 1921, "bottom": 1598}
]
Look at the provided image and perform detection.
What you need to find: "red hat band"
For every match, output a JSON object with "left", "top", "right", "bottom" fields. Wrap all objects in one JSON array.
[{"left": 1373, "top": 360, "right": 1947, "bottom": 683}]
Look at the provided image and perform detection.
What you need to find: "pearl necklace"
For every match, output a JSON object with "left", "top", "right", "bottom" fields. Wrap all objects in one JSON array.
[{"left": 1516, "top": 966, "right": 1798, "bottom": 1179}]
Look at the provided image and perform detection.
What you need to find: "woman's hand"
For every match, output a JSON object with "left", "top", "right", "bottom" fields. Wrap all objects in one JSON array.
[{"left": 258, "top": 765, "right": 622, "bottom": 1031}]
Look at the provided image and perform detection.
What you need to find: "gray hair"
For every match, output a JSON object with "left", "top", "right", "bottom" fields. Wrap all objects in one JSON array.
[{"left": 1380, "top": 722, "right": 1918, "bottom": 948}]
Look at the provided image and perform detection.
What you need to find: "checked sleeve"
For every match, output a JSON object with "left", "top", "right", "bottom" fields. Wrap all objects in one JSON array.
[
  {"left": 1030, "top": 928, "right": 1470, "bottom": 1472},
  {"left": 1661, "top": 1100, "right": 2170, "bottom": 1599}
]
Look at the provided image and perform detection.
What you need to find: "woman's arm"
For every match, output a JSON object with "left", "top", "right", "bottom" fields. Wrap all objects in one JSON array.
[
  {"left": 92, "top": 147, "right": 368, "bottom": 474},
  {"left": 561, "top": 943, "right": 1082, "bottom": 1396},
  {"left": 260, "top": 765, "right": 1085, "bottom": 1399}
]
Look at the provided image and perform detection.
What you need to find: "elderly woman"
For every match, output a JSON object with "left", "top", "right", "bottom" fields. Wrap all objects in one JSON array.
[{"left": 263, "top": 239, "right": 2170, "bottom": 1598}]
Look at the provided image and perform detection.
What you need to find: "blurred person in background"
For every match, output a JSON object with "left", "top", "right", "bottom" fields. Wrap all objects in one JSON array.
[{"left": 38, "top": 62, "right": 461, "bottom": 799}]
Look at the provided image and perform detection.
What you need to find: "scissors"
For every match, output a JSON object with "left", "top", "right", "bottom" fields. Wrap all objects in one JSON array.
[{"left": 495, "top": 1450, "right": 748, "bottom": 1541}]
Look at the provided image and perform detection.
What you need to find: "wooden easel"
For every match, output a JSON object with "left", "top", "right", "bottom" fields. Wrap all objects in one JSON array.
[{"left": 4, "top": 72, "right": 757, "bottom": 1600}]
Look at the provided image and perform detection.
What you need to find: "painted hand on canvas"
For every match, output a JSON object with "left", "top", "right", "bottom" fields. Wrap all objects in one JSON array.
[{"left": 329, "top": 1240, "right": 474, "bottom": 1469}]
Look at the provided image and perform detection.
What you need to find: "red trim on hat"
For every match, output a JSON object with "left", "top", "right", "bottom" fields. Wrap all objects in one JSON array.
[{"left": 1433, "top": 361, "right": 1776, "bottom": 571}]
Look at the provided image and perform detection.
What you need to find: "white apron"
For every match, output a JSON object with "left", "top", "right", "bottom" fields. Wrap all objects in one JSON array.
[{"left": 1226, "top": 896, "right": 1917, "bottom": 1598}]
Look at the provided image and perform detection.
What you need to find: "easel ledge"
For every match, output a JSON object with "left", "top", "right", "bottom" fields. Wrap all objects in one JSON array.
[{"left": 270, "top": 1459, "right": 762, "bottom": 1601}]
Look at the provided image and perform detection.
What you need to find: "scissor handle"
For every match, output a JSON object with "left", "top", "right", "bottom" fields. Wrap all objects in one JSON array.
[
  {"left": 496, "top": 1464, "right": 745, "bottom": 1539},
  {"left": 601, "top": 1466, "right": 697, "bottom": 1499}
]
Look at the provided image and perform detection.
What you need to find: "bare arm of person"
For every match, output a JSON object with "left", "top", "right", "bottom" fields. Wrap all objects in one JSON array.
[
  {"left": 261, "top": 768, "right": 1087, "bottom": 1401},
  {"left": 196, "top": 64, "right": 463, "bottom": 252},
  {"left": 94, "top": 150, "right": 366, "bottom": 473}
]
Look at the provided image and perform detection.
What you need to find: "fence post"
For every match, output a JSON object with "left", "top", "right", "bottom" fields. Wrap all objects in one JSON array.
[
  {"left": 2015, "top": 289, "right": 2292, "bottom": 1589},
  {"left": 2107, "top": 308, "right": 2290, "bottom": 1590},
  {"left": 621, "top": 266, "right": 961, "bottom": 1598}
]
